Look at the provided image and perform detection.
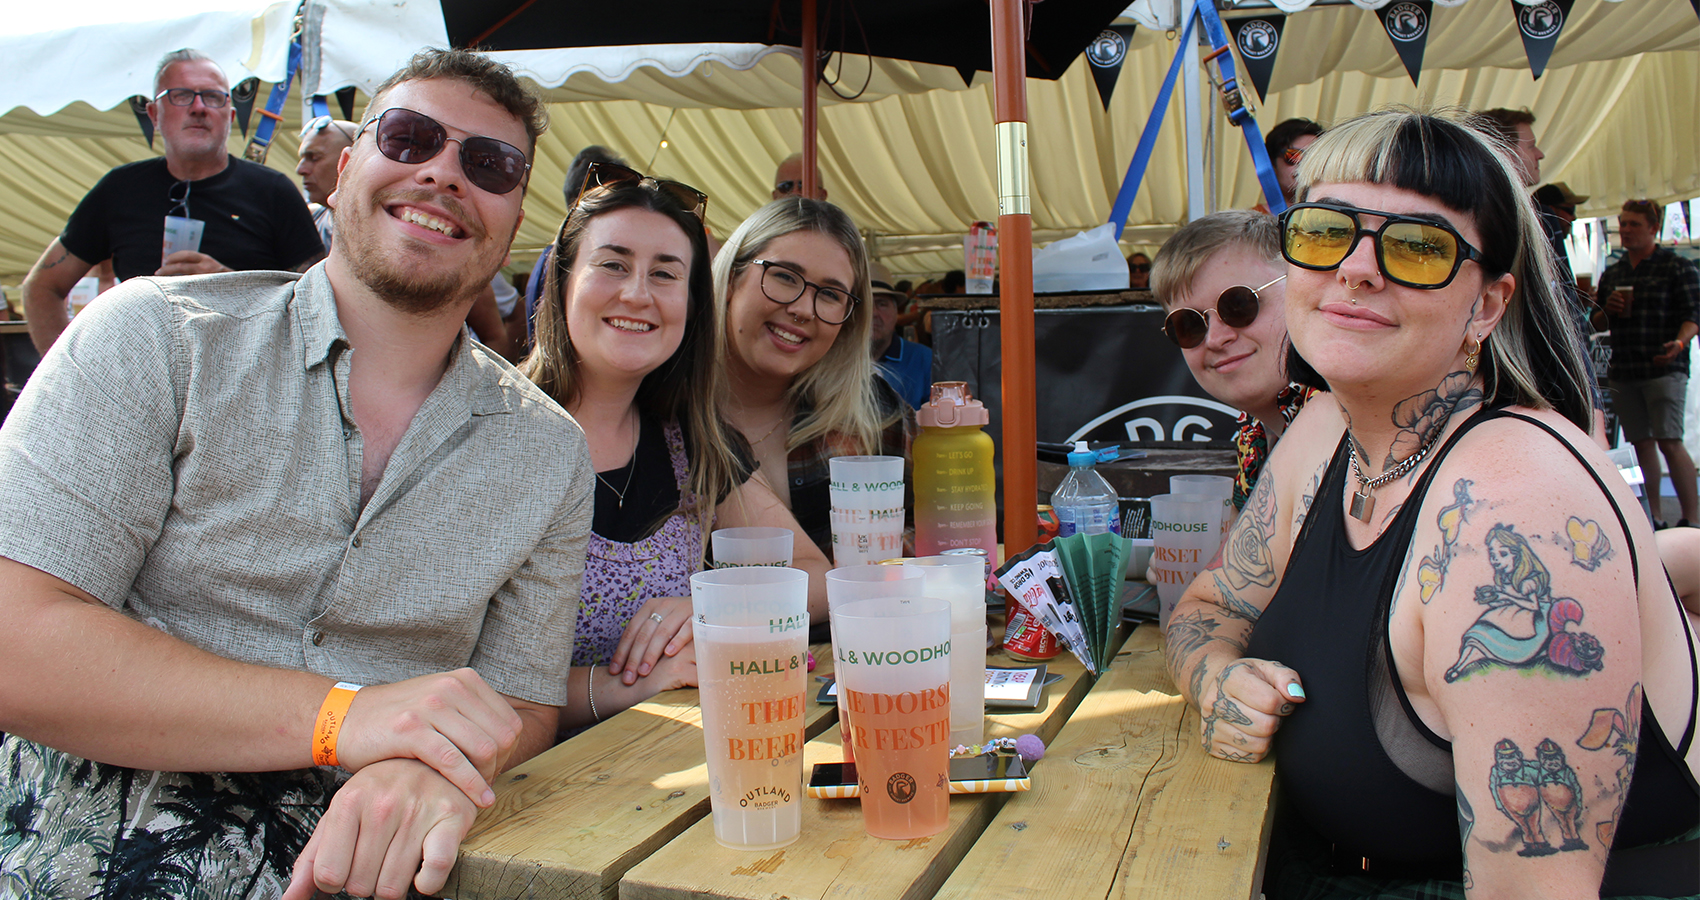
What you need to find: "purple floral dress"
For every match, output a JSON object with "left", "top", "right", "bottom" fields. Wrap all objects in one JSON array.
[{"left": 572, "top": 421, "right": 703, "bottom": 668}]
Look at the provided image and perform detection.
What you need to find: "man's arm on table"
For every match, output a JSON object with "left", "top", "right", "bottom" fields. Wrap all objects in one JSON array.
[
  {"left": 0, "top": 557, "right": 522, "bottom": 807},
  {"left": 20, "top": 238, "right": 92, "bottom": 354}
]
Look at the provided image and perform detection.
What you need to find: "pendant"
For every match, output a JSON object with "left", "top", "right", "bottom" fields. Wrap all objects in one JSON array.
[{"left": 1350, "top": 488, "right": 1375, "bottom": 523}]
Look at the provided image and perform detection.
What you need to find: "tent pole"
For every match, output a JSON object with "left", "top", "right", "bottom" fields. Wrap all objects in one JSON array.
[
  {"left": 991, "top": 0, "right": 1037, "bottom": 555},
  {"left": 801, "top": 0, "right": 819, "bottom": 199}
]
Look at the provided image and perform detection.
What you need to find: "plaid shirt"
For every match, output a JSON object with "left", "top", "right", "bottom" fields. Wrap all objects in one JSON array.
[
  {"left": 785, "top": 378, "right": 915, "bottom": 557},
  {"left": 1599, "top": 246, "right": 1700, "bottom": 379}
]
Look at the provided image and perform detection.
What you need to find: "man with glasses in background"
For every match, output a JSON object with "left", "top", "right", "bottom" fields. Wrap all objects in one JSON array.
[
  {"left": 296, "top": 114, "right": 358, "bottom": 250},
  {"left": 20, "top": 48, "right": 322, "bottom": 354},
  {"left": 0, "top": 48, "right": 591, "bottom": 899}
]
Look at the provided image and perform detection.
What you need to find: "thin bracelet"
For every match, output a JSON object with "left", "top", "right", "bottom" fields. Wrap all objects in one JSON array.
[{"left": 587, "top": 671, "right": 600, "bottom": 723}]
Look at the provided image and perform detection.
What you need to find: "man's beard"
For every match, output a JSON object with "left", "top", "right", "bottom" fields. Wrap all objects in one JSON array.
[{"left": 336, "top": 187, "right": 496, "bottom": 316}]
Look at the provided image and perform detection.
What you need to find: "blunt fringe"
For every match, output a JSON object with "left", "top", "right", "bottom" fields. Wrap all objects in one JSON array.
[
  {"left": 712, "top": 198, "right": 893, "bottom": 454},
  {"left": 1284, "top": 107, "right": 1593, "bottom": 432}
]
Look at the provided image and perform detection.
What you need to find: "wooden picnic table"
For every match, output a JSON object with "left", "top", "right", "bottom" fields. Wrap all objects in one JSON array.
[{"left": 444, "top": 621, "right": 1275, "bottom": 900}]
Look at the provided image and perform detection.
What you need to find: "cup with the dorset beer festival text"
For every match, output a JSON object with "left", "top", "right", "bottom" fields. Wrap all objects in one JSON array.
[
  {"left": 903, "top": 556, "right": 987, "bottom": 750},
  {"left": 826, "top": 566, "right": 927, "bottom": 763},
  {"left": 691, "top": 567, "right": 811, "bottom": 850},
  {"left": 833, "top": 597, "right": 952, "bottom": 840},
  {"left": 829, "top": 456, "right": 906, "bottom": 566},
  {"left": 1150, "top": 492, "right": 1224, "bottom": 631},
  {"left": 711, "top": 526, "right": 794, "bottom": 568}
]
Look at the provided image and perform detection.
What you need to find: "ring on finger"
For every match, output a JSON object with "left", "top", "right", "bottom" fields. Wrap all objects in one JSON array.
[{"left": 649, "top": 612, "right": 665, "bottom": 624}]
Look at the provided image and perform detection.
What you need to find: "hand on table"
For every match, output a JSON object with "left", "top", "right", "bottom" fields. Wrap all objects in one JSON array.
[
  {"left": 610, "top": 595, "right": 694, "bottom": 685},
  {"left": 1197, "top": 657, "right": 1304, "bottom": 763},
  {"left": 155, "top": 251, "right": 232, "bottom": 277},
  {"left": 282, "top": 758, "right": 475, "bottom": 900},
  {"left": 334, "top": 668, "right": 523, "bottom": 808}
]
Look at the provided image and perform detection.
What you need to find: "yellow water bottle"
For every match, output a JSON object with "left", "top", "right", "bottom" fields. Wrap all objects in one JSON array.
[{"left": 913, "top": 382, "right": 997, "bottom": 558}]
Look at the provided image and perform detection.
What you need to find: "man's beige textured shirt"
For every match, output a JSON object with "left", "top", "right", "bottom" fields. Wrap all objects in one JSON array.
[{"left": 0, "top": 266, "right": 591, "bottom": 705}]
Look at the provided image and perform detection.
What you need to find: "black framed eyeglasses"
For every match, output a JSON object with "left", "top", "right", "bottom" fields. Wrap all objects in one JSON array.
[
  {"left": 750, "top": 259, "right": 857, "bottom": 325},
  {"left": 1161, "top": 274, "right": 1285, "bottom": 349},
  {"left": 1280, "top": 202, "right": 1491, "bottom": 290},
  {"left": 576, "top": 161, "right": 708, "bottom": 221},
  {"left": 357, "top": 107, "right": 531, "bottom": 195},
  {"left": 156, "top": 88, "right": 231, "bottom": 108}
]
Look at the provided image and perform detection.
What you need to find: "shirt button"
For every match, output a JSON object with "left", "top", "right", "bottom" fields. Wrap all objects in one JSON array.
[
  {"left": 312, "top": 631, "right": 325, "bottom": 646},
  {"left": 794, "top": 477, "right": 804, "bottom": 486},
  {"left": 351, "top": 536, "right": 361, "bottom": 548}
]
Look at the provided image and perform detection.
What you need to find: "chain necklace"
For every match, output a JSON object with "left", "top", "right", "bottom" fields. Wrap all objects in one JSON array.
[
  {"left": 1346, "top": 425, "right": 1444, "bottom": 523},
  {"left": 747, "top": 411, "right": 789, "bottom": 447},
  {"left": 595, "top": 412, "right": 640, "bottom": 510}
]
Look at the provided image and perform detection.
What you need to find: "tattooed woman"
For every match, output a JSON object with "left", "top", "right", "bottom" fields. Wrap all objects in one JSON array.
[{"left": 1163, "top": 109, "right": 1698, "bottom": 899}]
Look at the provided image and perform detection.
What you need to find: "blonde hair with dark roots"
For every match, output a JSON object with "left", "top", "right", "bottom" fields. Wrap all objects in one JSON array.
[
  {"left": 1285, "top": 107, "right": 1593, "bottom": 431},
  {"left": 521, "top": 182, "right": 744, "bottom": 542},
  {"left": 712, "top": 198, "right": 893, "bottom": 453},
  {"left": 1151, "top": 209, "right": 1282, "bottom": 310}
]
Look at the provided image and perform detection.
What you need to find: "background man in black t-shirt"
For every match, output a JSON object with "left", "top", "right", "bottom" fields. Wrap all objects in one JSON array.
[{"left": 19, "top": 48, "right": 322, "bottom": 354}]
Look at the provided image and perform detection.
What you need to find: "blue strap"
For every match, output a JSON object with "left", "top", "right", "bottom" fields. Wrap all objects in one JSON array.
[
  {"left": 244, "top": 35, "right": 302, "bottom": 163},
  {"left": 311, "top": 94, "right": 330, "bottom": 120},
  {"left": 1195, "top": 1, "right": 1287, "bottom": 215},
  {"left": 1107, "top": 10, "right": 1196, "bottom": 238}
]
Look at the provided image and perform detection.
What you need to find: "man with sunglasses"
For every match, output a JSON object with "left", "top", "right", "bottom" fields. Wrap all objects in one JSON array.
[
  {"left": 0, "top": 49, "right": 591, "bottom": 900},
  {"left": 773, "top": 152, "right": 827, "bottom": 200},
  {"left": 20, "top": 48, "right": 322, "bottom": 354},
  {"left": 1261, "top": 117, "right": 1323, "bottom": 210},
  {"left": 1153, "top": 210, "right": 1316, "bottom": 511}
]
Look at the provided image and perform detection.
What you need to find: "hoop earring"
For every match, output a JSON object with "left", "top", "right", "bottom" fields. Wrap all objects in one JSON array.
[{"left": 1465, "top": 334, "right": 1482, "bottom": 373}]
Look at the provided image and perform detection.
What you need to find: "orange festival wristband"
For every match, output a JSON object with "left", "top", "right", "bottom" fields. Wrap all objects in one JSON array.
[{"left": 312, "top": 682, "right": 363, "bottom": 767}]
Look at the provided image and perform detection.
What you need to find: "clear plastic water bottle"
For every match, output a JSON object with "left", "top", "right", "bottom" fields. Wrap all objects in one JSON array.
[{"left": 1053, "top": 441, "right": 1122, "bottom": 537}]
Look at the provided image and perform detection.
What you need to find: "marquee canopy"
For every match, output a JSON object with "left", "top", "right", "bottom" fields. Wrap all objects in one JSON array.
[{"left": 0, "top": 0, "right": 1694, "bottom": 282}]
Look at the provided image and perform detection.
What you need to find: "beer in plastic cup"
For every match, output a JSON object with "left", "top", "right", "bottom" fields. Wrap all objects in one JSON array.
[
  {"left": 829, "top": 456, "right": 905, "bottom": 566},
  {"left": 711, "top": 526, "right": 794, "bottom": 568},
  {"left": 1616, "top": 284, "right": 1634, "bottom": 317},
  {"left": 826, "top": 566, "right": 927, "bottom": 763},
  {"left": 691, "top": 567, "right": 811, "bottom": 850},
  {"left": 833, "top": 596, "right": 952, "bottom": 840},
  {"left": 903, "top": 555, "right": 987, "bottom": 749},
  {"left": 1150, "top": 492, "right": 1224, "bottom": 631}
]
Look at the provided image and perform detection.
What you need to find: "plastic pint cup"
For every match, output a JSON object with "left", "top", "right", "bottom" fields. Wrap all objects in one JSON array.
[
  {"left": 1150, "top": 493, "right": 1222, "bottom": 631},
  {"left": 711, "top": 526, "right": 794, "bottom": 568},
  {"left": 690, "top": 567, "right": 811, "bottom": 850},
  {"left": 829, "top": 456, "right": 906, "bottom": 566},
  {"left": 1170, "top": 473, "right": 1235, "bottom": 534},
  {"left": 833, "top": 597, "right": 952, "bottom": 840},
  {"left": 903, "top": 556, "right": 987, "bottom": 749},
  {"left": 826, "top": 566, "right": 927, "bottom": 763}
]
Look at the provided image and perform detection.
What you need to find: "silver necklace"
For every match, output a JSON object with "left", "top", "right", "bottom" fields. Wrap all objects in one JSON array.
[
  {"left": 1346, "top": 426, "right": 1443, "bottom": 523},
  {"left": 595, "top": 413, "right": 640, "bottom": 510}
]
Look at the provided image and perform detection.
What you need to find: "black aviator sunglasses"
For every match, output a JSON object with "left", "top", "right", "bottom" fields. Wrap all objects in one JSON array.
[
  {"left": 357, "top": 107, "right": 531, "bottom": 195},
  {"left": 574, "top": 161, "right": 708, "bottom": 221}
]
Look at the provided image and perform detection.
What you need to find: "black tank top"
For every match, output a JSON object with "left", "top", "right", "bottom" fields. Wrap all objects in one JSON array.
[{"left": 1246, "top": 408, "right": 1699, "bottom": 876}]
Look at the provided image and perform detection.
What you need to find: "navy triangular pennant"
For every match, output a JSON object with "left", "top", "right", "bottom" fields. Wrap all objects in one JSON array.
[
  {"left": 1378, "top": 0, "right": 1433, "bottom": 87},
  {"left": 1513, "top": 0, "right": 1573, "bottom": 80},
  {"left": 1086, "top": 26, "right": 1136, "bottom": 111},
  {"left": 232, "top": 78, "right": 260, "bottom": 138},
  {"left": 1228, "top": 16, "right": 1285, "bottom": 103},
  {"left": 129, "top": 95, "right": 154, "bottom": 148},
  {"left": 336, "top": 86, "right": 358, "bottom": 122}
]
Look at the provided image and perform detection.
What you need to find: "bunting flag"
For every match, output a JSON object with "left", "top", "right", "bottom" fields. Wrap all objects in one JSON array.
[
  {"left": 336, "top": 86, "right": 358, "bottom": 122},
  {"left": 232, "top": 78, "right": 260, "bottom": 138},
  {"left": 1378, "top": 0, "right": 1434, "bottom": 87},
  {"left": 1228, "top": 15, "right": 1285, "bottom": 103},
  {"left": 128, "top": 95, "right": 154, "bottom": 148},
  {"left": 1086, "top": 26, "right": 1137, "bottom": 110},
  {"left": 1513, "top": 0, "right": 1573, "bottom": 79}
]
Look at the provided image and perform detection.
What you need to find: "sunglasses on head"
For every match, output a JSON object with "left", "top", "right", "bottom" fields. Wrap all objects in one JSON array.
[
  {"left": 156, "top": 88, "right": 230, "bottom": 108},
  {"left": 1161, "top": 275, "right": 1284, "bottom": 349},
  {"left": 301, "top": 114, "right": 354, "bottom": 143},
  {"left": 576, "top": 161, "right": 708, "bottom": 221},
  {"left": 1279, "top": 202, "right": 1489, "bottom": 290},
  {"left": 358, "top": 107, "right": 531, "bottom": 195}
]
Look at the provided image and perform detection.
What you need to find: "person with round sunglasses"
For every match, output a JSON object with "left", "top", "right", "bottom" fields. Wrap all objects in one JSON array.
[
  {"left": 713, "top": 199, "right": 911, "bottom": 597},
  {"left": 522, "top": 169, "right": 831, "bottom": 733},
  {"left": 1153, "top": 210, "right": 1318, "bottom": 513},
  {"left": 1165, "top": 109, "right": 1698, "bottom": 898}
]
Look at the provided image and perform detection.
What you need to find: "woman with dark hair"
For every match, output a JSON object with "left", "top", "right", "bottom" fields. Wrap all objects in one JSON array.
[
  {"left": 524, "top": 166, "right": 829, "bottom": 732},
  {"left": 1165, "top": 109, "right": 1697, "bottom": 898}
]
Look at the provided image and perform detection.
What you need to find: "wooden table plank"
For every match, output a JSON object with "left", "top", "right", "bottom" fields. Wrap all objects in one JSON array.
[
  {"left": 618, "top": 646, "right": 1094, "bottom": 900},
  {"left": 442, "top": 643, "right": 842, "bottom": 900},
  {"left": 933, "top": 627, "right": 1275, "bottom": 900}
]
